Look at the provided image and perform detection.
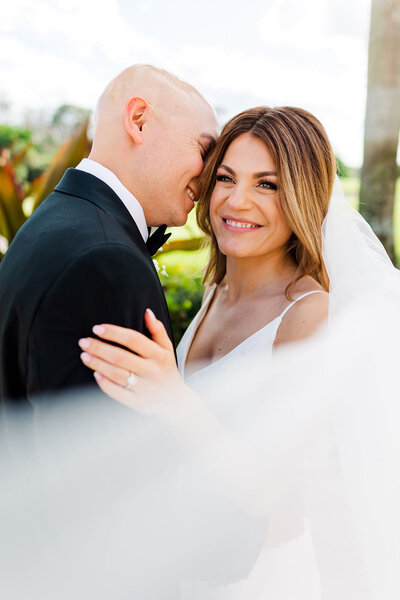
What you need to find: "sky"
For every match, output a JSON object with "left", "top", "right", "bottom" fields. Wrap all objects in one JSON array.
[{"left": 1, "top": 0, "right": 371, "bottom": 166}]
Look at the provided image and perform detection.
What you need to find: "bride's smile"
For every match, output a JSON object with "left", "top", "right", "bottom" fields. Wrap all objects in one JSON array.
[{"left": 222, "top": 217, "right": 262, "bottom": 230}]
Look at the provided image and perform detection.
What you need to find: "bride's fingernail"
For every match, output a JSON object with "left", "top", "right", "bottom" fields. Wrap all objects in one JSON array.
[
  {"left": 93, "top": 325, "right": 105, "bottom": 336},
  {"left": 80, "top": 352, "right": 91, "bottom": 364},
  {"left": 94, "top": 371, "right": 103, "bottom": 382},
  {"left": 146, "top": 308, "right": 156, "bottom": 323},
  {"left": 78, "top": 338, "right": 90, "bottom": 350}
]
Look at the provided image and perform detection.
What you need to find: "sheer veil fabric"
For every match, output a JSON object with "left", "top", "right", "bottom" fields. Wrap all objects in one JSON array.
[
  {"left": 1, "top": 177, "right": 400, "bottom": 599},
  {"left": 322, "top": 176, "right": 400, "bottom": 316}
]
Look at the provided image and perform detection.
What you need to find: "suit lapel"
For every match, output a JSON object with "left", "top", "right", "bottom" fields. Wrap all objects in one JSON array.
[
  {"left": 54, "top": 168, "right": 175, "bottom": 346},
  {"left": 55, "top": 168, "right": 149, "bottom": 254}
]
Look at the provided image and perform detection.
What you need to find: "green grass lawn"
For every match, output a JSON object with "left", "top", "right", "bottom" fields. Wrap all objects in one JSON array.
[
  {"left": 159, "top": 177, "right": 400, "bottom": 274},
  {"left": 340, "top": 177, "right": 360, "bottom": 207},
  {"left": 158, "top": 247, "right": 209, "bottom": 273}
]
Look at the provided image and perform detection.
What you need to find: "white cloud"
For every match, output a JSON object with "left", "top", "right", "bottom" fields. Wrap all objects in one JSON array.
[
  {"left": 0, "top": 33, "right": 103, "bottom": 111},
  {"left": 3, "top": 0, "right": 166, "bottom": 63},
  {"left": 253, "top": 0, "right": 370, "bottom": 164},
  {"left": 1, "top": 0, "right": 169, "bottom": 116},
  {"left": 1, "top": 0, "right": 372, "bottom": 165}
]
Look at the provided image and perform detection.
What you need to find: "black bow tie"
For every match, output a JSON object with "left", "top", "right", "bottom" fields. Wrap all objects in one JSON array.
[{"left": 146, "top": 225, "right": 171, "bottom": 256}]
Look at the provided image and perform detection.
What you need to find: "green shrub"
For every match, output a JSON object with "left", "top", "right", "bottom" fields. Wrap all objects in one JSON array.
[
  {"left": 159, "top": 263, "right": 205, "bottom": 345},
  {"left": 0, "top": 124, "right": 31, "bottom": 150}
]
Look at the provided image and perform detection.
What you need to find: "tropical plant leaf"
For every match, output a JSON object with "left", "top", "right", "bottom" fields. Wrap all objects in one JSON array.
[
  {"left": 0, "top": 200, "right": 11, "bottom": 241},
  {"left": 11, "top": 140, "right": 33, "bottom": 167},
  {"left": 31, "top": 119, "right": 91, "bottom": 210},
  {"left": 0, "top": 153, "right": 26, "bottom": 242}
]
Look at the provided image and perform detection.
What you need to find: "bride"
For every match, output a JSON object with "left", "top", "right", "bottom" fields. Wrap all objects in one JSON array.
[{"left": 77, "top": 106, "right": 400, "bottom": 598}]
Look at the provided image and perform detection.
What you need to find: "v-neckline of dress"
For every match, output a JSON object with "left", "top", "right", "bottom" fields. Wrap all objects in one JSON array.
[{"left": 182, "top": 284, "right": 283, "bottom": 379}]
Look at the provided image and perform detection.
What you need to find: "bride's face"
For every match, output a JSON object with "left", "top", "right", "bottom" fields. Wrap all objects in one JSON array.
[{"left": 209, "top": 133, "right": 293, "bottom": 260}]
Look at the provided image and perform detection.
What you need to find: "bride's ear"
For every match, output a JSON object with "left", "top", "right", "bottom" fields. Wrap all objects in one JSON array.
[{"left": 124, "top": 96, "right": 148, "bottom": 145}]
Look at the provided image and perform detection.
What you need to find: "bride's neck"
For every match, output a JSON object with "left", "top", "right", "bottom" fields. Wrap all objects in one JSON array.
[{"left": 224, "top": 252, "right": 297, "bottom": 304}]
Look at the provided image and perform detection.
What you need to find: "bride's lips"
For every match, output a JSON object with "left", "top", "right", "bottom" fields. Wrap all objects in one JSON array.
[{"left": 222, "top": 216, "right": 262, "bottom": 232}]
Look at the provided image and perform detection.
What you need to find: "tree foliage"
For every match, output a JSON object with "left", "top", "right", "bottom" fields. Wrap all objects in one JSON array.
[{"left": 0, "top": 124, "right": 32, "bottom": 150}]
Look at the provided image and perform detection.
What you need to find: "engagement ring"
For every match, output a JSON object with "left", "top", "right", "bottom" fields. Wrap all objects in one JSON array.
[{"left": 126, "top": 371, "right": 137, "bottom": 390}]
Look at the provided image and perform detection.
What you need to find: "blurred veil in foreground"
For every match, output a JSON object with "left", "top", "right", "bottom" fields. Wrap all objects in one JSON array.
[{"left": 1, "top": 179, "right": 400, "bottom": 599}]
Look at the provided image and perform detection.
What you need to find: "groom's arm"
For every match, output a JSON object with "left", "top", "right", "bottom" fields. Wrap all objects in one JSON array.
[{"left": 26, "top": 244, "right": 166, "bottom": 399}]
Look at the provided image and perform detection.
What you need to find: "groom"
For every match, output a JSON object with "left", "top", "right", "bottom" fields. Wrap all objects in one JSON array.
[{"left": 0, "top": 64, "right": 218, "bottom": 402}]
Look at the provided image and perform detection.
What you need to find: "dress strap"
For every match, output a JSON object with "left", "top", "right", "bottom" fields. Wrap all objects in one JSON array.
[{"left": 279, "top": 290, "right": 325, "bottom": 320}]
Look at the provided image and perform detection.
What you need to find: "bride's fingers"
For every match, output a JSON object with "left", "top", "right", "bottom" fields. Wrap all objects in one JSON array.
[
  {"left": 78, "top": 337, "right": 145, "bottom": 374},
  {"left": 80, "top": 351, "right": 135, "bottom": 389},
  {"left": 144, "top": 308, "right": 174, "bottom": 351},
  {"left": 91, "top": 323, "right": 163, "bottom": 359},
  {"left": 92, "top": 372, "right": 138, "bottom": 410}
]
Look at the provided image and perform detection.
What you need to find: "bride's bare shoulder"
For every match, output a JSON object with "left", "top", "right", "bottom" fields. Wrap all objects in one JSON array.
[{"left": 274, "top": 278, "right": 329, "bottom": 346}]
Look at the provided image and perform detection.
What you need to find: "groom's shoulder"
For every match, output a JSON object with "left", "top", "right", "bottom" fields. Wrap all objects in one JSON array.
[
  {"left": 0, "top": 173, "right": 153, "bottom": 299},
  {"left": 7, "top": 192, "right": 104, "bottom": 264},
  {"left": 5, "top": 196, "right": 149, "bottom": 279},
  {"left": 11, "top": 173, "right": 134, "bottom": 254}
]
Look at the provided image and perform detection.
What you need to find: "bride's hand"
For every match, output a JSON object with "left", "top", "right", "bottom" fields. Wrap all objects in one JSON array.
[{"left": 78, "top": 308, "right": 185, "bottom": 416}]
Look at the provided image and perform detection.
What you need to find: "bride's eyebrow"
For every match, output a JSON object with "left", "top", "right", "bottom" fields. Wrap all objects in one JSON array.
[
  {"left": 252, "top": 170, "right": 277, "bottom": 177},
  {"left": 218, "top": 165, "right": 277, "bottom": 178},
  {"left": 218, "top": 164, "right": 235, "bottom": 175}
]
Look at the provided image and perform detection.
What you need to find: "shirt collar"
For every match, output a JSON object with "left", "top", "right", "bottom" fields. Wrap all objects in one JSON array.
[{"left": 76, "top": 158, "right": 148, "bottom": 243}]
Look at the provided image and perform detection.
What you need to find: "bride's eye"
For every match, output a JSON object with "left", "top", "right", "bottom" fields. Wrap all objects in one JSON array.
[
  {"left": 216, "top": 174, "right": 234, "bottom": 183},
  {"left": 258, "top": 180, "right": 278, "bottom": 191}
]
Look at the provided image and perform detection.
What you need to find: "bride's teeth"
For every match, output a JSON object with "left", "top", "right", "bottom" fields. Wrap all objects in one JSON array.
[{"left": 225, "top": 219, "right": 258, "bottom": 229}]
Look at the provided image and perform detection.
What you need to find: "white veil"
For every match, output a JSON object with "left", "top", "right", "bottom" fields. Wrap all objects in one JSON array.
[
  {"left": 1, "top": 177, "right": 400, "bottom": 599},
  {"left": 323, "top": 175, "right": 400, "bottom": 316},
  {"left": 320, "top": 176, "right": 400, "bottom": 599}
]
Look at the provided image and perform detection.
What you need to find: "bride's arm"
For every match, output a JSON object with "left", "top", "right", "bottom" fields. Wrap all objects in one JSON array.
[{"left": 78, "top": 310, "right": 290, "bottom": 517}]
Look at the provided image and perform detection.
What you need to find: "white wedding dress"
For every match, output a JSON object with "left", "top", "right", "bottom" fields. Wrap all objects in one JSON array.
[
  {"left": 176, "top": 286, "right": 324, "bottom": 599},
  {"left": 177, "top": 286, "right": 323, "bottom": 389}
]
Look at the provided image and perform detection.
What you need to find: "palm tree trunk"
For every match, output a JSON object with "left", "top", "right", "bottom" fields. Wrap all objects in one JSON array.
[{"left": 360, "top": 0, "right": 400, "bottom": 263}]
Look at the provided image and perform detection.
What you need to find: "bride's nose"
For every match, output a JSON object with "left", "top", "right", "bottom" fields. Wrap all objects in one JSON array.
[{"left": 226, "top": 186, "right": 252, "bottom": 210}]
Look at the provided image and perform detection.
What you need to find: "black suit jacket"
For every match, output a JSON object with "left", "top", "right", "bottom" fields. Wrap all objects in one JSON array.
[{"left": 0, "top": 168, "right": 173, "bottom": 402}]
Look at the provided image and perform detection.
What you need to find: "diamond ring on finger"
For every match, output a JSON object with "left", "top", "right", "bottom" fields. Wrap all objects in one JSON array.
[{"left": 125, "top": 371, "right": 137, "bottom": 390}]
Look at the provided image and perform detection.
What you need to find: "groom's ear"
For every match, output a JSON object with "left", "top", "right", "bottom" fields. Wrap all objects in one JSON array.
[{"left": 124, "top": 96, "right": 148, "bottom": 145}]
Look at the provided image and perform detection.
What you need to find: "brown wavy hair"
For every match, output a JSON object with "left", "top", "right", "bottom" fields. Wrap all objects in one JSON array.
[{"left": 197, "top": 106, "right": 336, "bottom": 297}]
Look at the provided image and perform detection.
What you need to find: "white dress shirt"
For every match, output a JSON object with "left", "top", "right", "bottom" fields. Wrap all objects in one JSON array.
[{"left": 76, "top": 158, "right": 148, "bottom": 243}]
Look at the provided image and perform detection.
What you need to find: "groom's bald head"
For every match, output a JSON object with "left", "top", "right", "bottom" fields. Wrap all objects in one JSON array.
[
  {"left": 98, "top": 64, "right": 205, "bottom": 111},
  {"left": 89, "top": 64, "right": 218, "bottom": 227}
]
